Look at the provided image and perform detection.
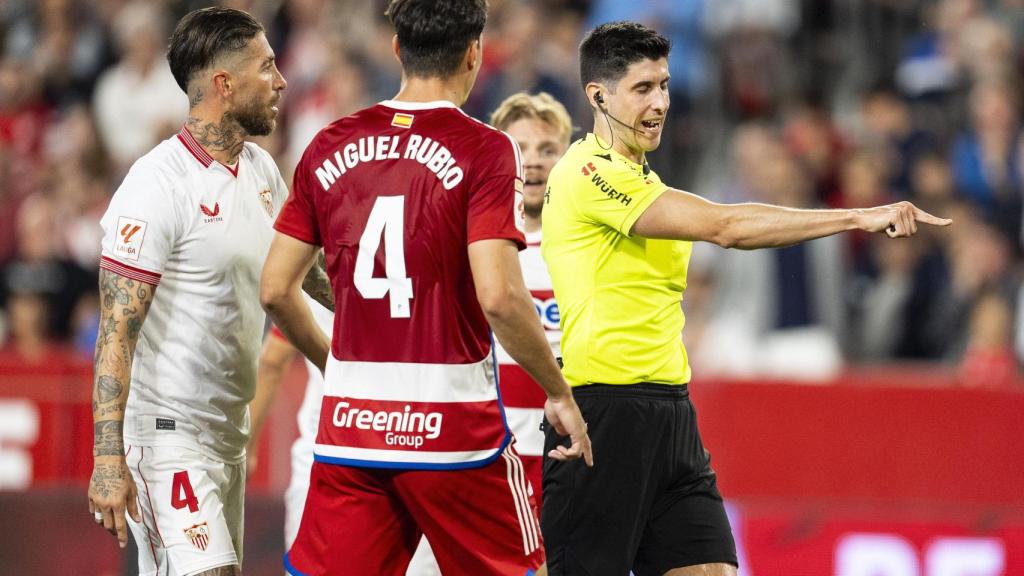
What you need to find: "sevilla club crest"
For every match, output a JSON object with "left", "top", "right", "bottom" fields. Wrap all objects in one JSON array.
[
  {"left": 184, "top": 522, "right": 210, "bottom": 551},
  {"left": 258, "top": 189, "right": 274, "bottom": 217}
]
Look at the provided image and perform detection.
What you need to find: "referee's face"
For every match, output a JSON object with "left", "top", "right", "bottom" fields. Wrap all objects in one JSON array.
[{"left": 608, "top": 57, "right": 670, "bottom": 156}]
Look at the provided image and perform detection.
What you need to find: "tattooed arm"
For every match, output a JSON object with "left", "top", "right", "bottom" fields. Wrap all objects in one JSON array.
[
  {"left": 88, "top": 269, "right": 153, "bottom": 548},
  {"left": 262, "top": 233, "right": 332, "bottom": 373},
  {"left": 301, "top": 249, "right": 335, "bottom": 312}
]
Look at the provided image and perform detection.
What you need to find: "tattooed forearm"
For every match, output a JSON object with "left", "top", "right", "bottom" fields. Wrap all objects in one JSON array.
[
  {"left": 186, "top": 114, "right": 245, "bottom": 164},
  {"left": 96, "top": 375, "right": 122, "bottom": 403},
  {"left": 93, "top": 375, "right": 126, "bottom": 418},
  {"left": 93, "top": 420, "right": 124, "bottom": 456},
  {"left": 89, "top": 462, "right": 132, "bottom": 498},
  {"left": 92, "top": 269, "right": 156, "bottom": 460},
  {"left": 302, "top": 251, "right": 335, "bottom": 312}
]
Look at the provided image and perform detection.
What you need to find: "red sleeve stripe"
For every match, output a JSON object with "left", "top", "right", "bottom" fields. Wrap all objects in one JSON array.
[
  {"left": 269, "top": 325, "right": 288, "bottom": 341},
  {"left": 100, "top": 256, "right": 161, "bottom": 286},
  {"left": 176, "top": 126, "right": 214, "bottom": 167}
]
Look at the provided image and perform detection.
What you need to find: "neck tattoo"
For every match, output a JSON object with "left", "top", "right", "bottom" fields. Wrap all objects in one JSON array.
[{"left": 186, "top": 114, "right": 245, "bottom": 165}]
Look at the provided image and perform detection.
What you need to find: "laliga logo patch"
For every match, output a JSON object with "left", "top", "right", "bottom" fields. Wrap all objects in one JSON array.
[
  {"left": 114, "top": 216, "right": 147, "bottom": 261},
  {"left": 184, "top": 522, "right": 210, "bottom": 551},
  {"left": 258, "top": 189, "right": 274, "bottom": 217}
]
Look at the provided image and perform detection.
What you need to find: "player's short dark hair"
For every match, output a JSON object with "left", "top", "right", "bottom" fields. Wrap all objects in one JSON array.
[
  {"left": 579, "top": 21, "right": 671, "bottom": 89},
  {"left": 385, "top": 0, "right": 487, "bottom": 78},
  {"left": 167, "top": 7, "right": 264, "bottom": 93}
]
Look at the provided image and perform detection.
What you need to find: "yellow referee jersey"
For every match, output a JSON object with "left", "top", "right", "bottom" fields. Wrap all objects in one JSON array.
[{"left": 541, "top": 134, "right": 693, "bottom": 387}]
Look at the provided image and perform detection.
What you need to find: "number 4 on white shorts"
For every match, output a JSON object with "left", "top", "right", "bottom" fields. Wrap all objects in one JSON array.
[{"left": 354, "top": 196, "right": 414, "bottom": 318}]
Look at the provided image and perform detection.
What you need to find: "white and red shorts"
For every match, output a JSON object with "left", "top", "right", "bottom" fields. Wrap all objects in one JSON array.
[
  {"left": 285, "top": 440, "right": 543, "bottom": 575},
  {"left": 126, "top": 444, "right": 244, "bottom": 576}
]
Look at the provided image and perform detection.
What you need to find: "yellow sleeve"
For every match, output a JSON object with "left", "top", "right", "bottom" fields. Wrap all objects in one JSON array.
[{"left": 571, "top": 156, "right": 667, "bottom": 236}]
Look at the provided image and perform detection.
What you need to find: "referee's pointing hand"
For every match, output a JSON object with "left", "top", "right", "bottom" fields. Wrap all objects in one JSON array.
[
  {"left": 855, "top": 200, "right": 953, "bottom": 238},
  {"left": 545, "top": 395, "right": 594, "bottom": 467}
]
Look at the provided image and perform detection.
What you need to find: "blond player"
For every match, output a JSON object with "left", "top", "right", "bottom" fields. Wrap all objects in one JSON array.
[{"left": 489, "top": 92, "right": 573, "bottom": 504}]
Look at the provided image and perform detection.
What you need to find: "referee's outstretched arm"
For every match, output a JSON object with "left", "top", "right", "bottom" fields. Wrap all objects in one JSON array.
[{"left": 631, "top": 189, "right": 951, "bottom": 249}]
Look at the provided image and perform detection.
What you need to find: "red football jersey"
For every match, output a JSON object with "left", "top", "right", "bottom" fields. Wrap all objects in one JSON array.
[
  {"left": 276, "top": 100, "right": 525, "bottom": 363},
  {"left": 275, "top": 100, "right": 526, "bottom": 469}
]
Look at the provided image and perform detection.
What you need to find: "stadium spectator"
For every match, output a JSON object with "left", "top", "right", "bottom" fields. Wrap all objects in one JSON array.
[
  {"left": 92, "top": 1, "right": 187, "bottom": 172},
  {"left": 706, "top": 145, "right": 849, "bottom": 377},
  {"left": 3, "top": 0, "right": 113, "bottom": 107},
  {"left": 950, "top": 76, "right": 1024, "bottom": 244},
  {"left": 961, "top": 288, "right": 1020, "bottom": 389}
]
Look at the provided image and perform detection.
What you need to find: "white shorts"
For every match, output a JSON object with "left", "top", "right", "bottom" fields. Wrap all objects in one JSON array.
[
  {"left": 126, "top": 444, "right": 244, "bottom": 576},
  {"left": 285, "top": 437, "right": 440, "bottom": 576}
]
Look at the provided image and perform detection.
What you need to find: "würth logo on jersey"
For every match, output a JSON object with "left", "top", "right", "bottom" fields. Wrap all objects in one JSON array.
[
  {"left": 113, "top": 216, "right": 147, "bottom": 261},
  {"left": 332, "top": 401, "right": 442, "bottom": 449},
  {"left": 200, "top": 202, "right": 223, "bottom": 223},
  {"left": 184, "top": 522, "right": 210, "bottom": 551}
]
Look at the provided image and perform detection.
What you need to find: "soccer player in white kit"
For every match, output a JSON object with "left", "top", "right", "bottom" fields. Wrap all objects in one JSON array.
[
  {"left": 488, "top": 92, "right": 573, "bottom": 507},
  {"left": 87, "top": 8, "right": 330, "bottom": 576}
]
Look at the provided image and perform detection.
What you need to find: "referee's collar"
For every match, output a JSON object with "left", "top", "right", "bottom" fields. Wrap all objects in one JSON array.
[{"left": 584, "top": 133, "right": 651, "bottom": 176}]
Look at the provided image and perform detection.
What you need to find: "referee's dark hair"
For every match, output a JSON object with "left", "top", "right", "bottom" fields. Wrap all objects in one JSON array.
[
  {"left": 386, "top": 0, "right": 487, "bottom": 79},
  {"left": 167, "top": 7, "right": 264, "bottom": 95},
  {"left": 579, "top": 21, "right": 671, "bottom": 90}
]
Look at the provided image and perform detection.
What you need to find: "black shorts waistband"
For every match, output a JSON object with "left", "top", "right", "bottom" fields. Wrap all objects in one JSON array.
[{"left": 572, "top": 382, "right": 689, "bottom": 400}]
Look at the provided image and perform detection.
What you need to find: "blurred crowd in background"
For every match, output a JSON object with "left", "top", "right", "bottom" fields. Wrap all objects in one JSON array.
[{"left": 1, "top": 0, "right": 1022, "bottom": 388}]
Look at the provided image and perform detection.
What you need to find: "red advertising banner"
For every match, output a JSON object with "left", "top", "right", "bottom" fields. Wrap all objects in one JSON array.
[{"left": 732, "top": 503, "right": 1024, "bottom": 575}]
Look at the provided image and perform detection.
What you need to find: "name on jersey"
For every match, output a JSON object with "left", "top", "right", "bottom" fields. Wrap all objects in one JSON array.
[
  {"left": 590, "top": 172, "right": 633, "bottom": 206},
  {"left": 315, "top": 134, "right": 465, "bottom": 192},
  {"left": 332, "top": 401, "right": 442, "bottom": 449}
]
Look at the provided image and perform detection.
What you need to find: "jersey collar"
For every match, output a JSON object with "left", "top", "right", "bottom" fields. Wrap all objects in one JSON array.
[
  {"left": 584, "top": 133, "right": 651, "bottom": 176},
  {"left": 379, "top": 99, "right": 458, "bottom": 110},
  {"left": 177, "top": 126, "right": 241, "bottom": 177}
]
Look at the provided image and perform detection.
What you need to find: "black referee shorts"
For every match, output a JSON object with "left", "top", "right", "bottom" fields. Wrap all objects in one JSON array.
[{"left": 541, "top": 383, "right": 737, "bottom": 576}]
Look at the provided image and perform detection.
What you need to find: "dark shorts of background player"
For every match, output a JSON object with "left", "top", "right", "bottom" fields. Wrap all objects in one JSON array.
[{"left": 542, "top": 383, "right": 738, "bottom": 576}]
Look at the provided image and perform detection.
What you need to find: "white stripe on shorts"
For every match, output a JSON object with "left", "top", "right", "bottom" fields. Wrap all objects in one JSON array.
[{"left": 501, "top": 446, "right": 540, "bottom": 555}]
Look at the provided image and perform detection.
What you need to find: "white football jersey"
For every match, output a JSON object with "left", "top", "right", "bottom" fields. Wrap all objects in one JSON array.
[
  {"left": 99, "top": 127, "right": 288, "bottom": 463},
  {"left": 495, "top": 229, "right": 560, "bottom": 458}
]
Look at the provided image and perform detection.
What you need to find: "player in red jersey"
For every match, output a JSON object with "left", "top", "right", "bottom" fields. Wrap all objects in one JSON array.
[{"left": 260, "top": 1, "right": 592, "bottom": 575}]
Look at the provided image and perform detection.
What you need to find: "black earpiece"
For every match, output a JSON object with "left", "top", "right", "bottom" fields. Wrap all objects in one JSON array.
[{"left": 595, "top": 92, "right": 604, "bottom": 106}]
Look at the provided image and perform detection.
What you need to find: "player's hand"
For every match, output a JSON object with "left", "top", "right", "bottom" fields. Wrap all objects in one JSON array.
[
  {"left": 544, "top": 394, "right": 594, "bottom": 467},
  {"left": 855, "top": 201, "right": 952, "bottom": 238},
  {"left": 88, "top": 455, "right": 142, "bottom": 549}
]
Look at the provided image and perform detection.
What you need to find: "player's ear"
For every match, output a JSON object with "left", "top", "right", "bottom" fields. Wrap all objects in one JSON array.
[
  {"left": 585, "top": 83, "right": 604, "bottom": 110},
  {"left": 465, "top": 38, "right": 481, "bottom": 72},
  {"left": 212, "top": 69, "right": 232, "bottom": 98},
  {"left": 391, "top": 35, "right": 401, "bottom": 65}
]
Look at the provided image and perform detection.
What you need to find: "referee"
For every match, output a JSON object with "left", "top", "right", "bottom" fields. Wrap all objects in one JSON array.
[{"left": 540, "top": 22, "right": 951, "bottom": 576}]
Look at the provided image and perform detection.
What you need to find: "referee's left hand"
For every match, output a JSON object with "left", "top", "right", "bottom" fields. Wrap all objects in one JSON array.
[{"left": 544, "top": 395, "right": 594, "bottom": 467}]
